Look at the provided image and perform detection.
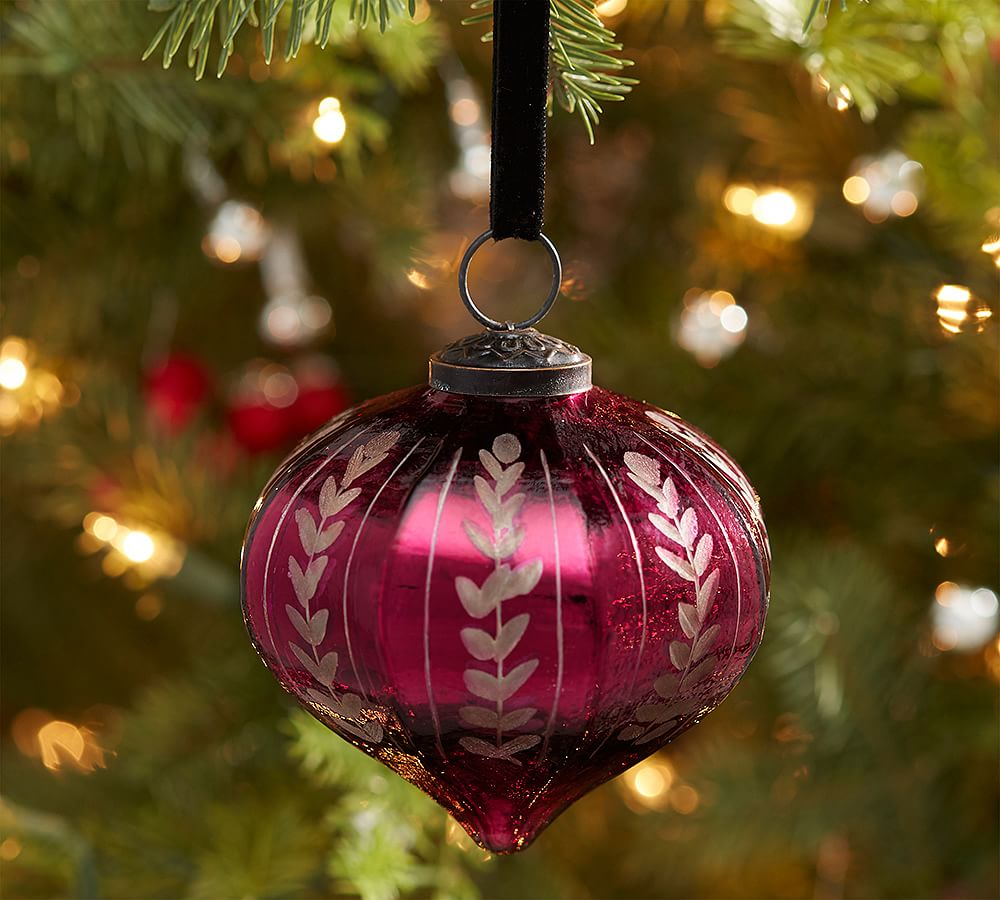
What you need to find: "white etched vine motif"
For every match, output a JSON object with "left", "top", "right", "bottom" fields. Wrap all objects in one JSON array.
[
  {"left": 457, "top": 433, "right": 544, "bottom": 764},
  {"left": 646, "top": 408, "right": 765, "bottom": 544},
  {"left": 619, "top": 451, "right": 721, "bottom": 744},
  {"left": 287, "top": 431, "right": 400, "bottom": 744}
]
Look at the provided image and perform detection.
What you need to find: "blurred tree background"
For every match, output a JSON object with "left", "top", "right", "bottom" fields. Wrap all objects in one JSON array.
[{"left": 2, "top": 0, "right": 998, "bottom": 897}]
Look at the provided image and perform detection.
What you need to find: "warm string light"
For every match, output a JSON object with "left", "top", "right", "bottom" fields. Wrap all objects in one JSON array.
[
  {"left": 406, "top": 268, "right": 432, "bottom": 290},
  {"left": 933, "top": 284, "right": 992, "bottom": 336},
  {"left": 0, "top": 355, "right": 27, "bottom": 390},
  {"left": 258, "top": 225, "right": 333, "bottom": 347},
  {"left": 191, "top": 150, "right": 331, "bottom": 349},
  {"left": 595, "top": 0, "right": 629, "bottom": 17},
  {"left": 723, "top": 183, "right": 813, "bottom": 237},
  {"left": 0, "top": 336, "right": 74, "bottom": 435},
  {"left": 11, "top": 708, "right": 109, "bottom": 774},
  {"left": 842, "top": 151, "right": 922, "bottom": 223},
  {"left": 230, "top": 360, "right": 300, "bottom": 409},
  {"left": 619, "top": 757, "right": 701, "bottom": 815},
  {"left": 980, "top": 236, "right": 1000, "bottom": 269},
  {"left": 814, "top": 74, "right": 854, "bottom": 112},
  {"left": 931, "top": 582, "right": 999, "bottom": 652},
  {"left": 676, "top": 289, "right": 749, "bottom": 367},
  {"left": 80, "top": 511, "right": 185, "bottom": 584},
  {"left": 312, "top": 96, "right": 347, "bottom": 145},
  {"left": 444, "top": 71, "right": 490, "bottom": 201},
  {"left": 201, "top": 200, "right": 270, "bottom": 264}
]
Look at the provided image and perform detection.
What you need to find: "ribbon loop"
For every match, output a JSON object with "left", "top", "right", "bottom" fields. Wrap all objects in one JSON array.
[{"left": 489, "top": 0, "right": 551, "bottom": 242}]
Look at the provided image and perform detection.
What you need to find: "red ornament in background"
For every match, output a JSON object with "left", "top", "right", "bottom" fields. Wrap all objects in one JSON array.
[
  {"left": 144, "top": 352, "right": 213, "bottom": 432},
  {"left": 226, "top": 357, "right": 350, "bottom": 454},
  {"left": 241, "top": 325, "right": 769, "bottom": 852},
  {"left": 288, "top": 356, "right": 350, "bottom": 435},
  {"left": 226, "top": 400, "right": 291, "bottom": 454}
]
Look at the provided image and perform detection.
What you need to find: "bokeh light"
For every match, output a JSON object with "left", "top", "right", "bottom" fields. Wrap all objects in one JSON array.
[
  {"left": 313, "top": 96, "right": 347, "bottom": 145},
  {"left": 934, "top": 284, "right": 992, "bottom": 335},
  {"left": 932, "top": 582, "right": 1000, "bottom": 652}
]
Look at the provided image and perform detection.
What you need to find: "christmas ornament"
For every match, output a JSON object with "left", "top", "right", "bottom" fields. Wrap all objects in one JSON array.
[
  {"left": 203, "top": 199, "right": 270, "bottom": 264},
  {"left": 144, "top": 352, "right": 213, "bottom": 432},
  {"left": 288, "top": 356, "right": 350, "bottom": 435},
  {"left": 226, "top": 360, "right": 298, "bottom": 453},
  {"left": 258, "top": 226, "right": 333, "bottom": 348},
  {"left": 241, "top": 3, "right": 768, "bottom": 853},
  {"left": 226, "top": 357, "right": 351, "bottom": 453},
  {"left": 241, "top": 233, "right": 770, "bottom": 851}
]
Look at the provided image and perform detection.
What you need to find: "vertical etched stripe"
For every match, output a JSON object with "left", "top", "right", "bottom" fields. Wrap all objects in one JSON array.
[
  {"left": 342, "top": 437, "right": 426, "bottom": 700},
  {"left": 586, "top": 445, "right": 648, "bottom": 670},
  {"left": 585, "top": 444, "right": 648, "bottom": 756},
  {"left": 424, "top": 448, "right": 462, "bottom": 760},
  {"left": 261, "top": 431, "right": 369, "bottom": 684},
  {"left": 636, "top": 432, "right": 743, "bottom": 670},
  {"left": 539, "top": 449, "right": 563, "bottom": 759}
]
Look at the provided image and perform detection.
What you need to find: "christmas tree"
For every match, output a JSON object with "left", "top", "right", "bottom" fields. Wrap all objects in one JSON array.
[{"left": 3, "top": 1, "right": 998, "bottom": 897}]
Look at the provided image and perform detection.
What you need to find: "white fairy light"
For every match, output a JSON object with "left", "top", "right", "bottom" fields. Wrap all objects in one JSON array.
[
  {"left": 121, "top": 530, "right": 155, "bottom": 564},
  {"left": 0, "top": 337, "right": 68, "bottom": 435},
  {"left": 723, "top": 184, "right": 757, "bottom": 217},
  {"left": 934, "top": 284, "right": 992, "bottom": 336},
  {"left": 752, "top": 190, "right": 797, "bottom": 227},
  {"left": 81, "top": 512, "right": 185, "bottom": 580},
  {"left": 258, "top": 226, "right": 333, "bottom": 347},
  {"left": 595, "top": 0, "right": 628, "bottom": 17},
  {"left": 723, "top": 183, "right": 813, "bottom": 237},
  {"left": 619, "top": 757, "right": 677, "bottom": 811},
  {"left": 313, "top": 97, "right": 347, "bottom": 145},
  {"left": 676, "top": 290, "right": 748, "bottom": 367},
  {"left": 444, "top": 69, "right": 491, "bottom": 201},
  {"left": 932, "top": 583, "right": 1000, "bottom": 652},
  {"left": 0, "top": 357, "right": 27, "bottom": 390},
  {"left": 981, "top": 236, "right": 1000, "bottom": 268},
  {"left": 202, "top": 200, "right": 270, "bottom": 264},
  {"left": 843, "top": 151, "right": 923, "bottom": 223}
]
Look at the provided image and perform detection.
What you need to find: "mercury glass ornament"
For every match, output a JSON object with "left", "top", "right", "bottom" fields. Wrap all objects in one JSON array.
[{"left": 241, "top": 234, "right": 770, "bottom": 853}]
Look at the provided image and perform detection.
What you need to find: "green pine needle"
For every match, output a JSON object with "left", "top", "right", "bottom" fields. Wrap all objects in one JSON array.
[
  {"left": 463, "top": 0, "right": 637, "bottom": 143},
  {"left": 143, "top": 0, "right": 414, "bottom": 78},
  {"left": 803, "top": 0, "right": 850, "bottom": 32}
]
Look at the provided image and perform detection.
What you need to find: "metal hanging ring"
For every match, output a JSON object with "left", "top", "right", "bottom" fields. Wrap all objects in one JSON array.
[{"left": 458, "top": 229, "right": 562, "bottom": 331}]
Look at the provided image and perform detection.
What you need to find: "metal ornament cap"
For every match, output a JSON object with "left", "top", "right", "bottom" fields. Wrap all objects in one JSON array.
[{"left": 429, "top": 328, "right": 593, "bottom": 398}]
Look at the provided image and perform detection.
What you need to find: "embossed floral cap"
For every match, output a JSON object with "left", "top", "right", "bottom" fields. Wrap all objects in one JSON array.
[{"left": 429, "top": 328, "right": 592, "bottom": 398}]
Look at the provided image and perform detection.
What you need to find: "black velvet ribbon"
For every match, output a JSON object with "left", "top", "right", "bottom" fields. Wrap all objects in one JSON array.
[{"left": 489, "top": 0, "right": 550, "bottom": 242}]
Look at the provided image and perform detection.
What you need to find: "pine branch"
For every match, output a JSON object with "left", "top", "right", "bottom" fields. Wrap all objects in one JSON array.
[
  {"left": 464, "top": 0, "right": 637, "bottom": 143},
  {"left": 803, "top": 0, "right": 848, "bottom": 32},
  {"left": 718, "top": 0, "right": 999, "bottom": 122},
  {"left": 143, "top": 0, "right": 417, "bottom": 78}
]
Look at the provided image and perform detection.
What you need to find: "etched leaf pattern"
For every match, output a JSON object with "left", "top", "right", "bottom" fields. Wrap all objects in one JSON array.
[
  {"left": 457, "top": 434, "right": 543, "bottom": 764},
  {"left": 646, "top": 408, "right": 766, "bottom": 544},
  {"left": 286, "top": 431, "right": 399, "bottom": 744},
  {"left": 619, "top": 451, "right": 722, "bottom": 744}
]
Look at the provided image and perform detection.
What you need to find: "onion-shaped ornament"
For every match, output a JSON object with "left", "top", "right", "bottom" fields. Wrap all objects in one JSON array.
[{"left": 241, "top": 233, "right": 769, "bottom": 852}]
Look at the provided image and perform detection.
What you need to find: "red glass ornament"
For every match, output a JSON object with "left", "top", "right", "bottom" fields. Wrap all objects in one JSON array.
[
  {"left": 144, "top": 352, "right": 212, "bottom": 432},
  {"left": 241, "top": 384, "right": 769, "bottom": 852},
  {"left": 288, "top": 357, "right": 351, "bottom": 435},
  {"left": 226, "top": 401, "right": 290, "bottom": 454}
]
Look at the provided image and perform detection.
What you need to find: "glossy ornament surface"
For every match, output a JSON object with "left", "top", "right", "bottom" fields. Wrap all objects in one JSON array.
[{"left": 241, "top": 381, "right": 769, "bottom": 853}]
